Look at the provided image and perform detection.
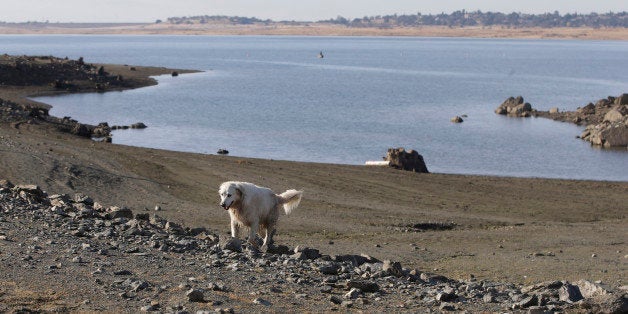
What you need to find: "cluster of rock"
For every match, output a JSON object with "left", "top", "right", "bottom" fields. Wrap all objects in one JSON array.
[
  {"left": 385, "top": 147, "right": 429, "bottom": 173},
  {"left": 0, "top": 98, "right": 48, "bottom": 123},
  {"left": 494, "top": 96, "right": 535, "bottom": 117},
  {"left": 1, "top": 179, "right": 626, "bottom": 312},
  {"left": 576, "top": 95, "right": 628, "bottom": 148},
  {"left": 0, "top": 54, "right": 130, "bottom": 92},
  {"left": 0, "top": 97, "right": 115, "bottom": 140}
]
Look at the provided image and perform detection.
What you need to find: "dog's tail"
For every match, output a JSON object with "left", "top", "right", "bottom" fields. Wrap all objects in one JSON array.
[{"left": 278, "top": 189, "right": 303, "bottom": 215}]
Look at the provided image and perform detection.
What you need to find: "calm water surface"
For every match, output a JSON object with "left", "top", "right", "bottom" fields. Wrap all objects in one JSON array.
[{"left": 1, "top": 35, "right": 626, "bottom": 181}]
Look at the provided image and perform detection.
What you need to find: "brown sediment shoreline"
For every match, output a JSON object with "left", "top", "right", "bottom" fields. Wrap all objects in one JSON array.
[{"left": 1, "top": 56, "right": 627, "bottom": 311}]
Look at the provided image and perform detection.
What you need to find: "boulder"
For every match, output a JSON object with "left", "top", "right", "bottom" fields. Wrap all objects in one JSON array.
[
  {"left": 346, "top": 280, "right": 379, "bottom": 293},
  {"left": 219, "top": 235, "right": 242, "bottom": 252},
  {"left": 92, "top": 122, "right": 111, "bottom": 137},
  {"left": 293, "top": 246, "right": 321, "bottom": 260},
  {"left": 382, "top": 260, "right": 404, "bottom": 277},
  {"left": 578, "top": 103, "right": 596, "bottom": 115},
  {"left": 495, "top": 96, "right": 534, "bottom": 117},
  {"left": 130, "top": 122, "right": 147, "bottom": 129},
  {"left": 576, "top": 280, "right": 610, "bottom": 298},
  {"left": 186, "top": 288, "right": 205, "bottom": 302},
  {"left": 71, "top": 123, "right": 91, "bottom": 137},
  {"left": 600, "top": 123, "right": 628, "bottom": 147},
  {"left": 603, "top": 108, "right": 624, "bottom": 123},
  {"left": 615, "top": 93, "right": 628, "bottom": 106},
  {"left": 559, "top": 283, "right": 583, "bottom": 302},
  {"left": 108, "top": 206, "right": 134, "bottom": 219},
  {"left": 385, "top": 148, "right": 429, "bottom": 173},
  {"left": 333, "top": 254, "right": 380, "bottom": 266}
]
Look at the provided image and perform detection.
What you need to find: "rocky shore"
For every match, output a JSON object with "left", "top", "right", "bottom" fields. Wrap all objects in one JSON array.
[
  {"left": 1, "top": 181, "right": 625, "bottom": 312},
  {"left": 0, "top": 55, "right": 195, "bottom": 140},
  {"left": 495, "top": 94, "right": 628, "bottom": 148}
]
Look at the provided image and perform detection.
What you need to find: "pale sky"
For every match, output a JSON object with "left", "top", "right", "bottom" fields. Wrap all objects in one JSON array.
[{"left": 1, "top": 0, "right": 626, "bottom": 23}]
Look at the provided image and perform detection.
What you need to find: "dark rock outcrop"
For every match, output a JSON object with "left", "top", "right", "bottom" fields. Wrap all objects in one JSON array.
[{"left": 385, "top": 148, "right": 429, "bottom": 173}]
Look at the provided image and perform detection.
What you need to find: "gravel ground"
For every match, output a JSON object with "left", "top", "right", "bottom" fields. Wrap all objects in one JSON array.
[{"left": 1, "top": 182, "right": 626, "bottom": 313}]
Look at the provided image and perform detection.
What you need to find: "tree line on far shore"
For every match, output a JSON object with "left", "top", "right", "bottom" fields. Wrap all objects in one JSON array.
[{"left": 163, "top": 11, "right": 627, "bottom": 28}]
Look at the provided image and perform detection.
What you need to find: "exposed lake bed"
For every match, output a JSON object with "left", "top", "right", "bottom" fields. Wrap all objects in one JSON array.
[{"left": 0, "top": 37, "right": 627, "bottom": 312}]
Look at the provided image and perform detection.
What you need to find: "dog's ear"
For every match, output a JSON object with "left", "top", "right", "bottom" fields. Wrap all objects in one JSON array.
[{"left": 234, "top": 183, "right": 244, "bottom": 199}]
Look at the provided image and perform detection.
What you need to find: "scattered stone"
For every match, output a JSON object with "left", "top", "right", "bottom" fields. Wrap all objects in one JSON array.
[
  {"left": 293, "top": 246, "right": 321, "bottom": 260},
  {"left": 219, "top": 235, "right": 242, "bottom": 252},
  {"left": 207, "top": 282, "right": 227, "bottom": 292},
  {"left": 436, "top": 289, "right": 457, "bottom": 302},
  {"left": 186, "top": 288, "right": 205, "bottom": 302},
  {"left": 515, "top": 294, "right": 539, "bottom": 308},
  {"left": 346, "top": 280, "right": 379, "bottom": 293},
  {"left": 113, "top": 270, "right": 133, "bottom": 276},
  {"left": 341, "top": 300, "right": 353, "bottom": 308},
  {"left": 320, "top": 285, "right": 333, "bottom": 293},
  {"left": 252, "top": 297, "right": 271, "bottom": 306},
  {"left": 576, "top": 279, "right": 610, "bottom": 298},
  {"left": 262, "top": 244, "right": 291, "bottom": 255},
  {"left": 329, "top": 295, "right": 343, "bottom": 305},
  {"left": 382, "top": 260, "right": 404, "bottom": 277},
  {"left": 318, "top": 263, "right": 339, "bottom": 275},
  {"left": 73, "top": 193, "right": 94, "bottom": 205},
  {"left": 0, "top": 177, "right": 624, "bottom": 313},
  {"left": 439, "top": 303, "right": 456, "bottom": 311},
  {"left": 559, "top": 283, "right": 583, "bottom": 303},
  {"left": 108, "top": 206, "right": 134, "bottom": 219},
  {"left": 344, "top": 288, "right": 361, "bottom": 299}
]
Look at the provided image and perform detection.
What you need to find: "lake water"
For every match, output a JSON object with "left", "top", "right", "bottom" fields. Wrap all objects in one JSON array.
[{"left": 1, "top": 35, "right": 626, "bottom": 181}]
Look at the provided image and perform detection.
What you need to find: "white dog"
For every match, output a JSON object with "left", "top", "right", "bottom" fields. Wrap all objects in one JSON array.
[{"left": 218, "top": 181, "right": 303, "bottom": 248}]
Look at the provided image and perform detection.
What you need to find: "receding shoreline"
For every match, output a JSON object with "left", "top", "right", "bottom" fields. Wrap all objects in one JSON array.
[
  {"left": 1, "top": 56, "right": 627, "bottom": 302},
  {"left": 1, "top": 23, "right": 627, "bottom": 40}
]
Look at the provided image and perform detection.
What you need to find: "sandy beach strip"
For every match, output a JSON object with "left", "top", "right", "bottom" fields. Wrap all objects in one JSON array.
[{"left": 1, "top": 23, "right": 627, "bottom": 40}]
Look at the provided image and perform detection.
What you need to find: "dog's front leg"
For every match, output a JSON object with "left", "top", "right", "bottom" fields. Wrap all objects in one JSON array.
[{"left": 230, "top": 219, "right": 240, "bottom": 238}]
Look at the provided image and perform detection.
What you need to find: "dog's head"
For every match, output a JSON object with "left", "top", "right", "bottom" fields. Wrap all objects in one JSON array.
[{"left": 218, "top": 182, "right": 243, "bottom": 210}]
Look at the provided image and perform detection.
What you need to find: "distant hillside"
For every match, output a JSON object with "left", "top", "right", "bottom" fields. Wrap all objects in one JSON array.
[{"left": 163, "top": 11, "right": 628, "bottom": 28}]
